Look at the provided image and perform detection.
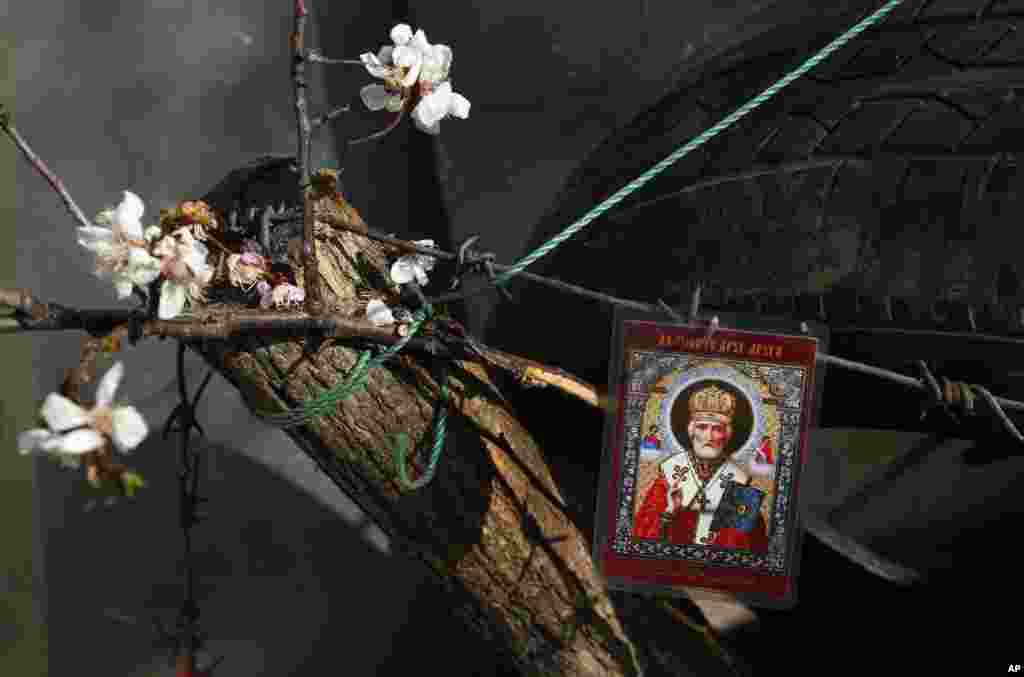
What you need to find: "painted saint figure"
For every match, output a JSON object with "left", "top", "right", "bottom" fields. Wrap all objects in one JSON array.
[
  {"left": 641, "top": 425, "right": 661, "bottom": 450},
  {"left": 756, "top": 435, "right": 774, "bottom": 465},
  {"left": 633, "top": 382, "right": 769, "bottom": 551}
]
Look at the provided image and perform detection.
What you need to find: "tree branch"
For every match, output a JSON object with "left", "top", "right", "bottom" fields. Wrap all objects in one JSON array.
[
  {"left": 0, "top": 108, "right": 93, "bottom": 230},
  {"left": 0, "top": 286, "right": 600, "bottom": 409},
  {"left": 312, "top": 104, "right": 351, "bottom": 130},
  {"left": 348, "top": 109, "right": 406, "bottom": 146},
  {"left": 291, "top": 0, "right": 324, "bottom": 315},
  {"left": 0, "top": 287, "right": 50, "bottom": 321},
  {"left": 306, "top": 49, "right": 364, "bottom": 66}
]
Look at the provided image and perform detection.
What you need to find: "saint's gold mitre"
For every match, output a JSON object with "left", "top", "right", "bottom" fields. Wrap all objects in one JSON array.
[{"left": 688, "top": 384, "right": 736, "bottom": 421}]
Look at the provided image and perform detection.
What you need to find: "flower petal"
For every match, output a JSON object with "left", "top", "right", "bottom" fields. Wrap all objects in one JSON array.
[
  {"left": 432, "top": 44, "right": 452, "bottom": 71},
  {"left": 365, "top": 299, "right": 396, "bottom": 326},
  {"left": 77, "top": 226, "right": 114, "bottom": 249},
  {"left": 360, "top": 52, "right": 392, "bottom": 79},
  {"left": 41, "top": 393, "right": 89, "bottom": 431},
  {"left": 117, "top": 191, "right": 145, "bottom": 222},
  {"left": 18, "top": 429, "right": 62, "bottom": 455},
  {"left": 56, "top": 428, "right": 105, "bottom": 454},
  {"left": 415, "top": 251, "right": 436, "bottom": 270},
  {"left": 110, "top": 406, "right": 148, "bottom": 453},
  {"left": 420, "top": 44, "right": 453, "bottom": 84},
  {"left": 448, "top": 91, "right": 471, "bottom": 119},
  {"left": 410, "top": 29, "right": 430, "bottom": 53},
  {"left": 158, "top": 280, "right": 188, "bottom": 319},
  {"left": 361, "top": 84, "right": 398, "bottom": 112},
  {"left": 390, "top": 23, "right": 413, "bottom": 46},
  {"left": 414, "top": 265, "right": 430, "bottom": 286},
  {"left": 113, "top": 276, "right": 135, "bottom": 300},
  {"left": 390, "top": 258, "right": 416, "bottom": 285},
  {"left": 392, "top": 44, "right": 420, "bottom": 68},
  {"left": 127, "top": 249, "right": 162, "bottom": 286},
  {"left": 95, "top": 361, "right": 124, "bottom": 408},
  {"left": 113, "top": 191, "right": 145, "bottom": 240},
  {"left": 412, "top": 88, "right": 451, "bottom": 129}
]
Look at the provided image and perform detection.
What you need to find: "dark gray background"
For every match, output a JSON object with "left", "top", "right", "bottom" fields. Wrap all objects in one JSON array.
[{"left": 7, "top": 1, "right": 1024, "bottom": 675}]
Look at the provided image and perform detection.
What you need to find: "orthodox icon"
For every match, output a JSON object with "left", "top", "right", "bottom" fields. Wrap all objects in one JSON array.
[{"left": 594, "top": 314, "right": 820, "bottom": 608}]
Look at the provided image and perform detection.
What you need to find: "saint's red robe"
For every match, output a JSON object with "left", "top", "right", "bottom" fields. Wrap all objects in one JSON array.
[{"left": 633, "top": 475, "right": 769, "bottom": 551}]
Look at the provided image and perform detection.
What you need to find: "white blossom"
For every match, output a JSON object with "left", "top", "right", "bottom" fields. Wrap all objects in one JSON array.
[
  {"left": 18, "top": 361, "right": 149, "bottom": 462},
  {"left": 412, "top": 81, "right": 471, "bottom": 135},
  {"left": 390, "top": 239, "right": 437, "bottom": 286},
  {"left": 77, "top": 191, "right": 162, "bottom": 299},
  {"left": 258, "top": 281, "right": 305, "bottom": 309},
  {"left": 360, "top": 23, "right": 425, "bottom": 89},
  {"left": 152, "top": 229, "right": 214, "bottom": 320},
  {"left": 365, "top": 299, "right": 396, "bottom": 326},
  {"left": 360, "top": 24, "right": 469, "bottom": 134},
  {"left": 407, "top": 28, "right": 453, "bottom": 86}
]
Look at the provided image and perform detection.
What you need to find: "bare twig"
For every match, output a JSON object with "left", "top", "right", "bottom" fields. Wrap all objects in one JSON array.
[
  {"left": 307, "top": 49, "right": 364, "bottom": 66},
  {"left": 291, "top": 0, "right": 324, "bottom": 316},
  {"left": 312, "top": 104, "right": 351, "bottom": 129},
  {"left": 0, "top": 108, "right": 93, "bottom": 229},
  {"left": 348, "top": 109, "right": 406, "bottom": 146}
]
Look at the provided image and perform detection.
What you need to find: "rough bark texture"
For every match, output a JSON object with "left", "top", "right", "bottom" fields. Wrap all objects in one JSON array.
[{"left": 182, "top": 190, "right": 733, "bottom": 677}]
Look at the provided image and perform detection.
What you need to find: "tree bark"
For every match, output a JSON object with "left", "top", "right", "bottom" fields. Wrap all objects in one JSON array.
[{"left": 186, "top": 189, "right": 739, "bottom": 677}]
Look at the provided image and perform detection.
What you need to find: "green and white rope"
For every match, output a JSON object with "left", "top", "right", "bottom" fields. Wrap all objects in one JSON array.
[
  {"left": 252, "top": 305, "right": 433, "bottom": 428},
  {"left": 493, "top": 0, "right": 906, "bottom": 285},
  {"left": 247, "top": 0, "right": 904, "bottom": 489}
]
